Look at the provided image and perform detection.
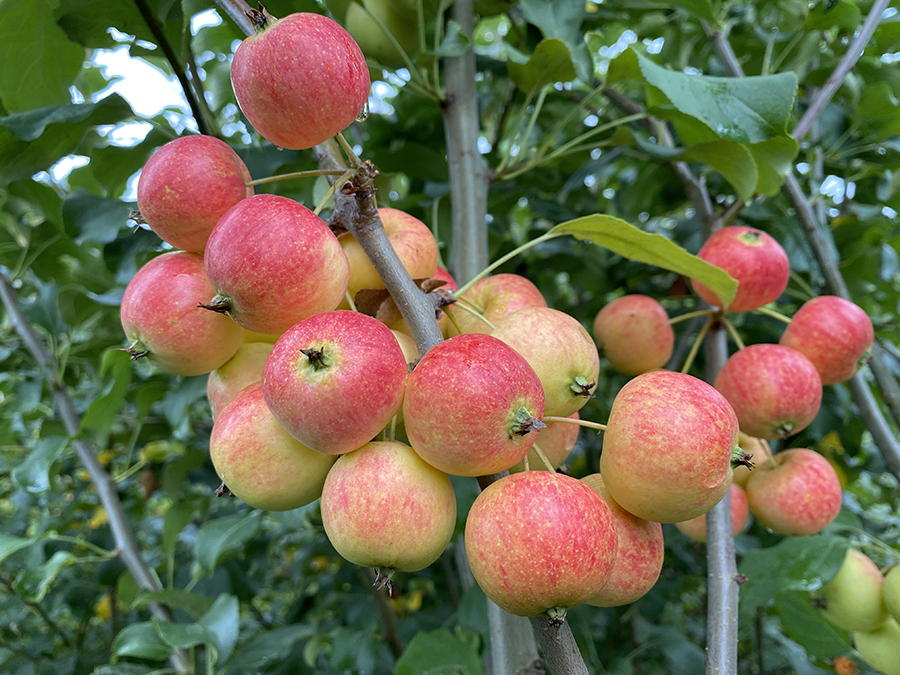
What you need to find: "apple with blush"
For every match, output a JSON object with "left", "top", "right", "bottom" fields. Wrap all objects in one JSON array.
[
  {"left": 818, "top": 548, "right": 890, "bottom": 632},
  {"left": 592, "top": 294, "right": 674, "bottom": 375},
  {"left": 445, "top": 273, "right": 547, "bottom": 336},
  {"left": 207, "top": 342, "right": 273, "bottom": 417}
]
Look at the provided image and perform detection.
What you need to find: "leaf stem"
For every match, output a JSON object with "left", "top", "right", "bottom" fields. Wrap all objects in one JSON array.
[
  {"left": 753, "top": 306, "right": 792, "bottom": 324},
  {"left": 335, "top": 132, "right": 364, "bottom": 168},
  {"left": 721, "top": 317, "right": 746, "bottom": 350},
  {"left": 680, "top": 316, "right": 714, "bottom": 374},
  {"left": 669, "top": 308, "right": 717, "bottom": 325},
  {"left": 246, "top": 169, "right": 346, "bottom": 187},
  {"left": 542, "top": 416, "right": 606, "bottom": 432},
  {"left": 530, "top": 443, "right": 555, "bottom": 471}
]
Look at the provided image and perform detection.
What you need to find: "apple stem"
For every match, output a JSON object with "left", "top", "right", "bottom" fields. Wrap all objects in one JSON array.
[
  {"left": 313, "top": 168, "right": 355, "bottom": 217},
  {"left": 335, "top": 132, "right": 364, "bottom": 169},
  {"left": 754, "top": 306, "right": 793, "bottom": 324},
  {"left": 530, "top": 443, "right": 555, "bottom": 471},
  {"left": 450, "top": 300, "right": 497, "bottom": 331},
  {"left": 453, "top": 231, "right": 565, "bottom": 297},
  {"left": 344, "top": 290, "right": 358, "bottom": 312},
  {"left": 522, "top": 455, "right": 531, "bottom": 471},
  {"left": 758, "top": 438, "right": 780, "bottom": 466},
  {"left": 541, "top": 416, "right": 607, "bottom": 433},
  {"left": 389, "top": 415, "right": 397, "bottom": 443},
  {"left": 455, "top": 295, "right": 487, "bottom": 315},
  {"left": 668, "top": 308, "right": 717, "bottom": 325},
  {"left": 680, "top": 315, "right": 714, "bottom": 374},
  {"left": 722, "top": 316, "right": 746, "bottom": 350},
  {"left": 245, "top": 168, "right": 346, "bottom": 187}
]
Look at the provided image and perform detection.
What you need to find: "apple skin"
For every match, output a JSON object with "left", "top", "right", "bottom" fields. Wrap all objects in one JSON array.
[
  {"left": 320, "top": 441, "right": 456, "bottom": 572},
  {"left": 714, "top": 344, "right": 823, "bottom": 439},
  {"left": 582, "top": 473, "right": 664, "bottom": 607},
  {"left": 491, "top": 307, "right": 600, "bottom": 417},
  {"left": 231, "top": 12, "right": 370, "bottom": 150},
  {"left": 209, "top": 383, "right": 336, "bottom": 511},
  {"left": 732, "top": 432, "right": 771, "bottom": 488},
  {"left": 818, "top": 548, "right": 889, "bottom": 632},
  {"left": 346, "top": 0, "right": 419, "bottom": 69},
  {"left": 674, "top": 483, "right": 750, "bottom": 543},
  {"left": 339, "top": 207, "right": 438, "bottom": 301},
  {"left": 599, "top": 370, "right": 738, "bottom": 523},
  {"left": 465, "top": 471, "right": 618, "bottom": 617},
  {"left": 445, "top": 273, "right": 547, "bottom": 336},
  {"left": 120, "top": 252, "right": 243, "bottom": 376},
  {"left": 204, "top": 194, "right": 349, "bottom": 335},
  {"left": 207, "top": 342, "right": 273, "bottom": 418},
  {"left": 592, "top": 295, "right": 674, "bottom": 375},
  {"left": 690, "top": 226, "right": 790, "bottom": 312},
  {"left": 854, "top": 616, "right": 900, "bottom": 675},
  {"left": 510, "top": 412, "right": 580, "bottom": 472},
  {"left": 263, "top": 311, "right": 408, "bottom": 455},
  {"left": 779, "top": 295, "right": 874, "bottom": 385},
  {"left": 884, "top": 566, "right": 900, "bottom": 622},
  {"left": 403, "top": 333, "right": 545, "bottom": 476},
  {"left": 744, "top": 448, "right": 842, "bottom": 536},
  {"left": 137, "top": 135, "right": 253, "bottom": 253}
]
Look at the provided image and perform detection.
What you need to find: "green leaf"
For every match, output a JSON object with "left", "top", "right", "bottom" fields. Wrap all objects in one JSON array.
[
  {"left": 194, "top": 511, "right": 261, "bottom": 576},
  {"left": 739, "top": 535, "right": 849, "bottom": 614},
  {"left": 162, "top": 501, "right": 197, "bottom": 558},
  {"left": 63, "top": 191, "right": 133, "bottom": 244},
  {"left": 549, "top": 215, "right": 739, "bottom": 308},
  {"left": 131, "top": 589, "right": 215, "bottom": 619},
  {"left": 432, "top": 20, "right": 470, "bottom": 57},
  {"left": 11, "top": 436, "right": 68, "bottom": 493},
  {"left": 395, "top": 628, "right": 485, "bottom": 675},
  {"left": 199, "top": 594, "right": 240, "bottom": 663},
  {"left": 646, "top": 0, "right": 715, "bottom": 21},
  {"left": 112, "top": 622, "right": 172, "bottom": 662},
  {"left": 13, "top": 550, "right": 74, "bottom": 602},
  {"left": 90, "top": 665, "right": 155, "bottom": 675},
  {"left": 220, "top": 624, "right": 317, "bottom": 675},
  {"left": 0, "top": 0, "right": 85, "bottom": 112},
  {"left": 518, "top": 0, "right": 591, "bottom": 81},
  {"left": 154, "top": 618, "right": 210, "bottom": 649},
  {"left": 774, "top": 590, "right": 853, "bottom": 661},
  {"left": 508, "top": 39, "right": 577, "bottom": 93},
  {"left": 804, "top": 0, "right": 861, "bottom": 32},
  {"left": 607, "top": 49, "right": 798, "bottom": 143},
  {"left": 681, "top": 140, "right": 758, "bottom": 201},
  {"left": 0, "top": 534, "right": 36, "bottom": 563},
  {"left": 81, "top": 348, "right": 132, "bottom": 440},
  {"left": 856, "top": 82, "right": 900, "bottom": 141},
  {"left": 745, "top": 136, "right": 800, "bottom": 196}
]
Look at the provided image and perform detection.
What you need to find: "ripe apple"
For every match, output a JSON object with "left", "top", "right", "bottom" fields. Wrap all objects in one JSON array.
[
  {"left": 885, "top": 565, "right": 900, "bottom": 622},
  {"left": 744, "top": 448, "right": 842, "bottom": 536},
  {"left": 582, "top": 473, "right": 664, "bottom": 607},
  {"left": 491, "top": 307, "right": 599, "bottom": 417},
  {"left": 465, "top": 471, "right": 617, "bottom": 618},
  {"left": 510, "top": 412, "right": 580, "bottom": 472},
  {"left": 779, "top": 295, "right": 874, "bottom": 385},
  {"left": 674, "top": 483, "right": 750, "bottom": 543},
  {"left": 346, "top": 0, "right": 419, "bottom": 69},
  {"left": 231, "top": 11, "right": 370, "bottom": 150},
  {"left": 203, "top": 194, "right": 349, "bottom": 335},
  {"left": 207, "top": 342, "right": 273, "bottom": 417},
  {"left": 320, "top": 440, "right": 456, "bottom": 574},
  {"left": 714, "top": 344, "right": 823, "bottom": 439},
  {"left": 592, "top": 294, "right": 674, "bottom": 375},
  {"left": 263, "top": 311, "right": 408, "bottom": 455},
  {"left": 403, "top": 333, "right": 545, "bottom": 476},
  {"left": 855, "top": 616, "right": 900, "bottom": 675},
  {"left": 599, "top": 370, "right": 739, "bottom": 523},
  {"left": 445, "top": 273, "right": 547, "bottom": 336},
  {"left": 209, "top": 383, "right": 336, "bottom": 511},
  {"left": 732, "top": 432, "right": 771, "bottom": 488},
  {"left": 818, "top": 548, "right": 889, "bottom": 632},
  {"left": 690, "top": 226, "right": 790, "bottom": 312},
  {"left": 120, "top": 251, "right": 242, "bottom": 376}
]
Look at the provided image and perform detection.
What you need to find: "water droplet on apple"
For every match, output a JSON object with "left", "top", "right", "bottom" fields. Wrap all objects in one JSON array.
[{"left": 356, "top": 103, "right": 369, "bottom": 122}]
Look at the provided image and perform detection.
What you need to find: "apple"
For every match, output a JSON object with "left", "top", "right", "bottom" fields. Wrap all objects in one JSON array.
[
  {"left": 818, "top": 548, "right": 889, "bottom": 632},
  {"left": 582, "top": 473, "right": 664, "bottom": 607},
  {"left": 137, "top": 135, "right": 253, "bottom": 253},
  {"left": 510, "top": 412, "right": 580, "bottom": 472},
  {"left": 403, "top": 333, "right": 545, "bottom": 476},
  {"left": 230, "top": 11, "right": 370, "bottom": 150},
  {"left": 714, "top": 343, "right": 823, "bottom": 439},
  {"left": 346, "top": 0, "right": 419, "bottom": 69},
  {"left": 207, "top": 342, "right": 273, "bottom": 417},
  {"left": 599, "top": 370, "right": 739, "bottom": 523},
  {"left": 732, "top": 432, "right": 771, "bottom": 488},
  {"left": 744, "top": 448, "right": 842, "bottom": 536},
  {"left": 445, "top": 273, "right": 547, "bottom": 336},
  {"left": 202, "top": 194, "right": 349, "bottom": 335},
  {"left": 592, "top": 294, "right": 674, "bottom": 375},
  {"left": 491, "top": 307, "right": 600, "bottom": 417},
  {"left": 209, "top": 383, "right": 336, "bottom": 511},
  {"left": 465, "top": 471, "right": 618, "bottom": 618},
  {"left": 855, "top": 616, "right": 900, "bottom": 675},
  {"left": 690, "top": 226, "right": 790, "bottom": 312},
  {"left": 885, "top": 566, "right": 900, "bottom": 622},
  {"left": 120, "top": 251, "right": 242, "bottom": 376},
  {"left": 674, "top": 483, "right": 750, "bottom": 543},
  {"left": 320, "top": 440, "right": 456, "bottom": 576},
  {"left": 263, "top": 311, "right": 408, "bottom": 455},
  {"left": 779, "top": 295, "right": 874, "bottom": 385}
]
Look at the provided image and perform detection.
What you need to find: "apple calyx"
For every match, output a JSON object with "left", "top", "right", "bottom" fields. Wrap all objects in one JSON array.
[
  {"left": 372, "top": 567, "right": 395, "bottom": 595},
  {"left": 215, "top": 483, "right": 231, "bottom": 497},
  {"left": 732, "top": 448, "right": 755, "bottom": 471},
  {"left": 128, "top": 210, "right": 146, "bottom": 226},
  {"left": 246, "top": 3, "right": 272, "bottom": 32},
  {"left": 858, "top": 346, "right": 873, "bottom": 370},
  {"left": 569, "top": 375, "right": 596, "bottom": 398},
  {"left": 121, "top": 341, "right": 149, "bottom": 361},
  {"left": 509, "top": 408, "right": 546, "bottom": 438},
  {"left": 300, "top": 347, "right": 331, "bottom": 370},
  {"left": 546, "top": 606, "right": 568, "bottom": 629},
  {"left": 739, "top": 230, "right": 763, "bottom": 245},
  {"left": 776, "top": 421, "right": 795, "bottom": 438},
  {"left": 198, "top": 295, "right": 234, "bottom": 315}
]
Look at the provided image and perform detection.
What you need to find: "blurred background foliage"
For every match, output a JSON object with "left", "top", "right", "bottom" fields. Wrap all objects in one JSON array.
[{"left": 0, "top": 0, "right": 899, "bottom": 673}]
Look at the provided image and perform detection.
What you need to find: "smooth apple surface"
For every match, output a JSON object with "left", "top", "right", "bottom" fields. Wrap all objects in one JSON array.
[
  {"left": 745, "top": 448, "right": 842, "bottom": 536},
  {"left": 780, "top": 295, "right": 874, "bottom": 385},
  {"left": 819, "top": 548, "right": 889, "bottom": 632},
  {"left": 599, "top": 370, "right": 738, "bottom": 523},
  {"left": 120, "top": 252, "right": 243, "bottom": 376},
  {"left": 714, "top": 343, "right": 823, "bottom": 439},
  {"left": 582, "top": 474, "right": 664, "bottom": 607},
  {"left": 674, "top": 483, "right": 749, "bottom": 543},
  {"left": 855, "top": 616, "right": 900, "bottom": 675},
  {"left": 209, "top": 384, "right": 336, "bottom": 511},
  {"left": 690, "top": 226, "right": 789, "bottom": 312},
  {"left": 445, "top": 274, "right": 547, "bottom": 336},
  {"left": 320, "top": 441, "right": 456, "bottom": 572},
  {"left": 137, "top": 135, "right": 253, "bottom": 253},
  {"left": 465, "top": 471, "right": 617, "bottom": 617},
  {"left": 592, "top": 294, "right": 674, "bottom": 375},
  {"left": 231, "top": 12, "right": 370, "bottom": 150},
  {"left": 207, "top": 342, "right": 273, "bottom": 417},
  {"left": 885, "top": 566, "right": 900, "bottom": 622}
]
